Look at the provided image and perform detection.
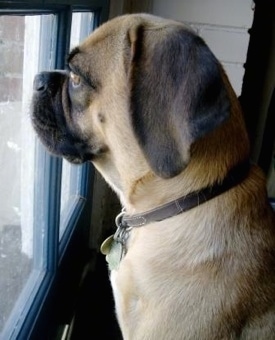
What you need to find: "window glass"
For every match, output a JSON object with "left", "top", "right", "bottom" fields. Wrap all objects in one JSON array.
[
  {"left": 60, "top": 12, "right": 94, "bottom": 240},
  {"left": 0, "top": 14, "right": 57, "bottom": 338}
]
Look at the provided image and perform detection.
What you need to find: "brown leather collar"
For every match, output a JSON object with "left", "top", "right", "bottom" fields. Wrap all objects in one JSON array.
[{"left": 118, "top": 161, "right": 250, "bottom": 228}]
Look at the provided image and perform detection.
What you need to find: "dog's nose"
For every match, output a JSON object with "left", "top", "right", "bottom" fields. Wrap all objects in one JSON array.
[{"left": 33, "top": 72, "right": 50, "bottom": 92}]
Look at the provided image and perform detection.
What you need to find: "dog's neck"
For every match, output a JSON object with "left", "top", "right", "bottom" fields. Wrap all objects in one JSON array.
[
  {"left": 120, "top": 160, "right": 250, "bottom": 226},
  {"left": 120, "top": 161, "right": 230, "bottom": 215}
]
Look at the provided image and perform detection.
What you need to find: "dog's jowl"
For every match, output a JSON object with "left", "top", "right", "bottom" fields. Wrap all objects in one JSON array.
[{"left": 32, "top": 14, "right": 275, "bottom": 340}]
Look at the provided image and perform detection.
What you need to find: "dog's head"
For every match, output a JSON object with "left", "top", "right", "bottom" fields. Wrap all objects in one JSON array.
[{"left": 32, "top": 14, "right": 231, "bottom": 192}]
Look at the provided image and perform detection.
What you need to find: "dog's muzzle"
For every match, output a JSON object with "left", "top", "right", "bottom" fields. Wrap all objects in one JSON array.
[
  {"left": 31, "top": 71, "right": 96, "bottom": 164},
  {"left": 33, "top": 72, "right": 50, "bottom": 92},
  {"left": 33, "top": 71, "right": 68, "bottom": 95}
]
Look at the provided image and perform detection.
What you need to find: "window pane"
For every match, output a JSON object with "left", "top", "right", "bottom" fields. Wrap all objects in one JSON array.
[
  {"left": 0, "top": 14, "right": 57, "bottom": 338},
  {"left": 60, "top": 12, "right": 94, "bottom": 240},
  {"left": 70, "top": 12, "right": 94, "bottom": 48}
]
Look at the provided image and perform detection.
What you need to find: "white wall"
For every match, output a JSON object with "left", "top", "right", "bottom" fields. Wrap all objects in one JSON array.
[{"left": 151, "top": 0, "right": 254, "bottom": 96}]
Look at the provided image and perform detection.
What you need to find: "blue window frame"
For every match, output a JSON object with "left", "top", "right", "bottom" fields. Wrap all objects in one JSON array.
[{"left": 0, "top": 1, "right": 109, "bottom": 339}]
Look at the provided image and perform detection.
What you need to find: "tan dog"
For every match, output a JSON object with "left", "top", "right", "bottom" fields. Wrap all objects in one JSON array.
[{"left": 32, "top": 14, "right": 275, "bottom": 339}]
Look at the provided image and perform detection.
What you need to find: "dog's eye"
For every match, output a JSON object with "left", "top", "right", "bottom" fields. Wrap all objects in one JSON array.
[{"left": 70, "top": 71, "right": 81, "bottom": 87}]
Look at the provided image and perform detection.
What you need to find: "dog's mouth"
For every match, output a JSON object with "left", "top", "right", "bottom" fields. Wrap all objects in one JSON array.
[{"left": 31, "top": 71, "right": 104, "bottom": 164}]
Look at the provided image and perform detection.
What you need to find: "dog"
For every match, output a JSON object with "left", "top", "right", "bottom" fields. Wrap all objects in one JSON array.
[{"left": 32, "top": 13, "right": 275, "bottom": 340}]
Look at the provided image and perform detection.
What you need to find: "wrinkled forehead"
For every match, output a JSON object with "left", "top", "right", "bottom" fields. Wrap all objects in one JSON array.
[
  {"left": 67, "top": 41, "right": 109, "bottom": 76},
  {"left": 67, "top": 28, "right": 128, "bottom": 82}
]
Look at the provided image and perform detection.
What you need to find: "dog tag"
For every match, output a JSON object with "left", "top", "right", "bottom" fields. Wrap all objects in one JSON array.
[
  {"left": 100, "top": 235, "right": 114, "bottom": 255},
  {"left": 106, "top": 240, "right": 123, "bottom": 271}
]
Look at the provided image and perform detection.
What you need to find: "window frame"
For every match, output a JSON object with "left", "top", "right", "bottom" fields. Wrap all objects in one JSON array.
[{"left": 0, "top": 1, "right": 109, "bottom": 339}]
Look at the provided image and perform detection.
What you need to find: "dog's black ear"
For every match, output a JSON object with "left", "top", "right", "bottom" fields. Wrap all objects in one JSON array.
[{"left": 128, "top": 23, "right": 230, "bottom": 178}]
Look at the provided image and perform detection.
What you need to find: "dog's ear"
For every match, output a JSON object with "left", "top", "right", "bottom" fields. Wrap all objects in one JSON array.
[{"left": 128, "top": 23, "right": 230, "bottom": 178}]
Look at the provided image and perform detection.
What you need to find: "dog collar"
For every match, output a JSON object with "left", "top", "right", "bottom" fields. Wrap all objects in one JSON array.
[
  {"left": 101, "top": 161, "right": 250, "bottom": 270},
  {"left": 119, "top": 160, "right": 251, "bottom": 228}
]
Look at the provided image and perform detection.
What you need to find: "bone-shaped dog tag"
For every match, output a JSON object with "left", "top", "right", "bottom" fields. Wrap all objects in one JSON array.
[
  {"left": 100, "top": 235, "right": 114, "bottom": 255},
  {"left": 100, "top": 235, "right": 124, "bottom": 270}
]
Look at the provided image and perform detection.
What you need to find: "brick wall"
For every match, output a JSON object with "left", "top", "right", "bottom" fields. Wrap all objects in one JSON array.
[{"left": 0, "top": 16, "right": 24, "bottom": 102}]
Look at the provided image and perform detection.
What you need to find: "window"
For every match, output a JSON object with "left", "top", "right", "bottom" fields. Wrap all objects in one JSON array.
[
  {"left": 0, "top": 1, "right": 108, "bottom": 339},
  {"left": 60, "top": 12, "right": 95, "bottom": 241}
]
